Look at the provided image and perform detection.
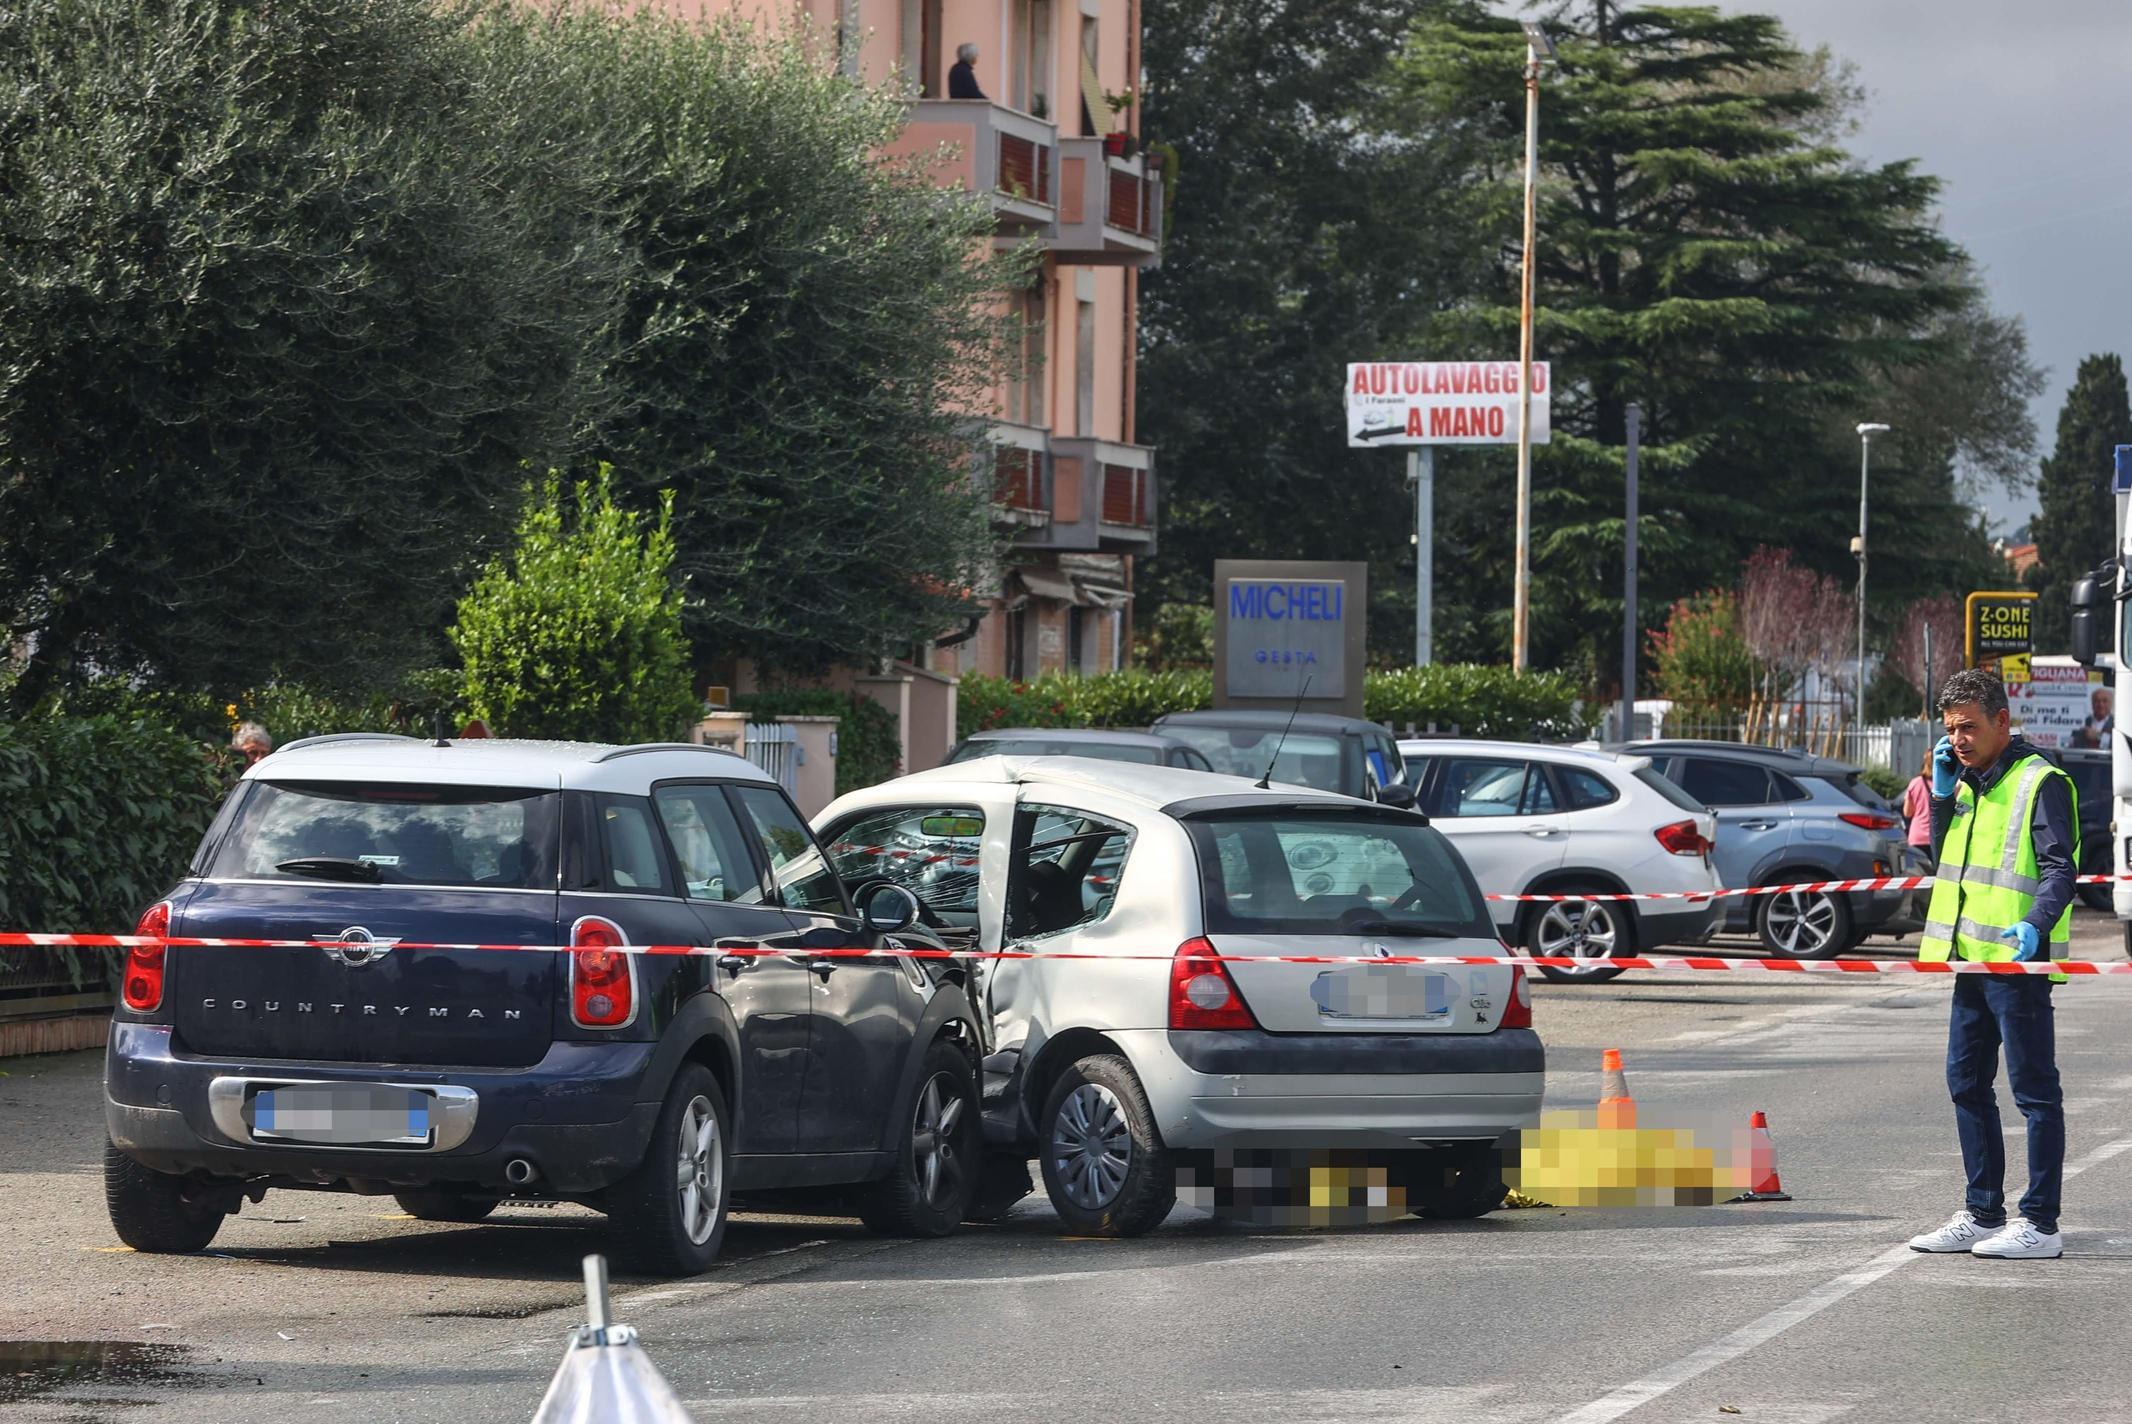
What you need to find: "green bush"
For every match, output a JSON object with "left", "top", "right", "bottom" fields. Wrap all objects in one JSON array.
[
  {"left": 731, "top": 690, "right": 900, "bottom": 795},
  {"left": 52, "top": 670, "right": 468, "bottom": 749},
  {"left": 451, "top": 469, "right": 699, "bottom": 743},
  {"left": 0, "top": 717, "right": 227, "bottom": 979},
  {"left": 1859, "top": 764, "right": 1908, "bottom": 802},
  {"left": 1365, "top": 665, "right": 1590, "bottom": 739},
  {"left": 1649, "top": 590, "right": 1757, "bottom": 724},
  {"left": 958, "top": 665, "right": 1584, "bottom": 741}
]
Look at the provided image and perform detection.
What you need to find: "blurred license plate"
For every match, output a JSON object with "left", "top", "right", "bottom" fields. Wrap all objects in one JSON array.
[
  {"left": 1311, "top": 966, "right": 1449, "bottom": 1020},
  {"left": 250, "top": 1085, "right": 431, "bottom": 1145}
]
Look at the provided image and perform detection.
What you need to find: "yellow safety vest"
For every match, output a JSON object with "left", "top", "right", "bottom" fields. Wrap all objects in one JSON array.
[{"left": 1919, "top": 752, "right": 2075, "bottom": 979}]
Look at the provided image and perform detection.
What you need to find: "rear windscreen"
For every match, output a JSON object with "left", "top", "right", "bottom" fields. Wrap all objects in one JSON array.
[
  {"left": 1183, "top": 814, "right": 1493, "bottom": 938},
  {"left": 1159, "top": 728, "right": 1346, "bottom": 792},
  {"left": 211, "top": 782, "right": 561, "bottom": 889},
  {"left": 1635, "top": 767, "right": 1710, "bottom": 814}
]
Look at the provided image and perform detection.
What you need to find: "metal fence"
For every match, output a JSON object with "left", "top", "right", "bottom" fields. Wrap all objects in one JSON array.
[
  {"left": 0, "top": 946, "right": 117, "bottom": 1023},
  {"left": 742, "top": 721, "right": 799, "bottom": 794}
]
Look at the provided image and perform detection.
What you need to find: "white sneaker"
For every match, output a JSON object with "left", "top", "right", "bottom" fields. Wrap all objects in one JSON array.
[
  {"left": 1970, "top": 1218, "right": 2063, "bottom": 1259},
  {"left": 1908, "top": 1210, "right": 1991, "bottom": 1252}
]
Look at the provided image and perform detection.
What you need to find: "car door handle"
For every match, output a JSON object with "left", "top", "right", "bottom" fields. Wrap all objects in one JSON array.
[
  {"left": 716, "top": 954, "right": 753, "bottom": 974},
  {"left": 1737, "top": 820, "right": 1778, "bottom": 831},
  {"left": 1523, "top": 827, "right": 1563, "bottom": 838}
]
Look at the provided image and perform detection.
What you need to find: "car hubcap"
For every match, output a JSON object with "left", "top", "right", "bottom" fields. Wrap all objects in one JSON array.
[
  {"left": 1051, "top": 1083, "right": 1131, "bottom": 1211},
  {"left": 911, "top": 1071, "right": 967, "bottom": 1209},
  {"left": 1537, "top": 900, "right": 1617, "bottom": 972},
  {"left": 1767, "top": 891, "right": 1835, "bottom": 954},
  {"left": 675, "top": 1095, "right": 723, "bottom": 1246}
]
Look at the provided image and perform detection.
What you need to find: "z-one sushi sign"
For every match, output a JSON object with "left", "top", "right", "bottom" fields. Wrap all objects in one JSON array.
[{"left": 1345, "top": 361, "right": 1552, "bottom": 446}]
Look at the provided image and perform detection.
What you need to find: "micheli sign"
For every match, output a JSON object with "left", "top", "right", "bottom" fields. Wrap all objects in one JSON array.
[{"left": 1344, "top": 361, "right": 1552, "bottom": 446}]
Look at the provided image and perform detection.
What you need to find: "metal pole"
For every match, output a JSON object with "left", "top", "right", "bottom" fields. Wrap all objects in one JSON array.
[
  {"left": 1621, "top": 403, "right": 1640, "bottom": 741},
  {"left": 1513, "top": 46, "right": 1541, "bottom": 673},
  {"left": 1923, "top": 623, "right": 1934, "bottom": 717},
  {"left": 1413, "top": 446, "right": 1434, "bottom": 666},
  {"left": 1856, "top": 433, "right": 1871, "bottom": 757}
]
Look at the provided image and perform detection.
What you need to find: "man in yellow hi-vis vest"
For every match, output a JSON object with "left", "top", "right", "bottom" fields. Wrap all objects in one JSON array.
[{"left": 1906, "top": 669, "right": 2075, "bottom": 1261}]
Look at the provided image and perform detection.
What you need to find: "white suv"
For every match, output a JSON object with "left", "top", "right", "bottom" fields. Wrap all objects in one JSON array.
[
  {"left": 1399, "top": 740, "right": 1722, "bottom": 983},
  {"left": 816, "top": 758, "right": 1544, "bottom": 1236}
]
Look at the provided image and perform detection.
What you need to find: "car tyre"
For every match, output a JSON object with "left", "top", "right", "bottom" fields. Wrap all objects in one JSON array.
[
  {"left": 1403, "top": 1146, "right": 1507, "bottom": 1220},
  {"left": 1528, "top": 894, "right": 1631, "bottom": 985},
  {"left": 1038, "top": 1054, "right": 1174, "bottom": 1237},
  {"left": 1756, "top": 886, "right": 1852, "bottom": 960},
  {"left": 393, "top": 1189, "right": 503, "bottom": 1223},
  {"left": 104, "top": 1141, "right": 226, "bottom": 1253},
  {"left": 859, "top": 1039, "right": 980, "bottom": 1238},
  {"left": 607, "top": 1064, "right": 730, "bottom": 1277}
]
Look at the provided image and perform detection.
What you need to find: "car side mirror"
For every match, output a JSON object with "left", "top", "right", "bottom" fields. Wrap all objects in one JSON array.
[
  {"left": 1374, "top": 780, "right": 1417, "bottom": 810},
  {"left": 858, "top": 882, "right": 920, "bottom": 934}
]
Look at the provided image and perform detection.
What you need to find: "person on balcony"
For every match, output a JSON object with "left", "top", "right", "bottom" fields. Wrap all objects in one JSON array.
[{"left": 949, "top": 43, "right": 985, "bottom": 100}]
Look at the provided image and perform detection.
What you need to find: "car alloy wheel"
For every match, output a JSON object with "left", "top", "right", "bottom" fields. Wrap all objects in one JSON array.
[
  {"left": 1762, "top": 890, "right": 1841, "bottom": 957},
  {"left": 675, "top": 1093, "right": 724, "bottom": 1246},
  {"left": 1536, "top": 899, "right": 1618, "bottom": 962},
  {"left": 1050, "top": 1082, "right": 1132, "bottom": 1211},
  {"left": 911, "top": 1070, "right": 969, "bottom": 1211}
]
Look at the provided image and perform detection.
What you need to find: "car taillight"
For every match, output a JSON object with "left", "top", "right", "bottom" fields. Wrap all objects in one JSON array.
[
  {"left": 1497, "top": 966, "right": 1533, "bottom": 1030},
  {"left": 123, "top": 901, "right": 171, "bottom": 1013},
  {"left": 1168, "top": 936, "right": 1257, "bottom": 1031},
  {"left": 570, "top": 916, "right": 633, "bottom": 1028},
  {"left": 1654, "top": 819, "right": 1712, "bottom": 856},
  {"left": 1839, "top": 812, "right": 1902, "bottom": 832}
]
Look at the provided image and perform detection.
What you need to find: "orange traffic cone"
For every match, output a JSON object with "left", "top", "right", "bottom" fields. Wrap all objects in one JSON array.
[
  {"left": 1728, "top": 1110, "right": 1793, "bottom": 1203},
  {"left": 1596, "top": 1048, "right": 1636, "bottom": 1129}
]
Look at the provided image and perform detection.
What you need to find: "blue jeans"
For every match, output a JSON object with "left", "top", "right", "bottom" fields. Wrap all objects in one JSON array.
[{"left": 1946, "top": 974, "right": 2063, "bottom": 1234}]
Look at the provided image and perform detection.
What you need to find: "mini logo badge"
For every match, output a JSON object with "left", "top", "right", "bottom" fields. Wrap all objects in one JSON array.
[{"left": 324, "top": 926, "right": 399, "bottom": 967}]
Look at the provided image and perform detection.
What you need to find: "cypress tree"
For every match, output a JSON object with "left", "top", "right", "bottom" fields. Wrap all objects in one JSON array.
[{"left": 2026, "top": 354, "right": 2131, "bottom": 649}]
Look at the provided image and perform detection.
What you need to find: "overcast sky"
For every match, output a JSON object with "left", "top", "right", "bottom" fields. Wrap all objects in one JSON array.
[{"left": 1751, "top": 0, "right": 2132, "bottom": 536}]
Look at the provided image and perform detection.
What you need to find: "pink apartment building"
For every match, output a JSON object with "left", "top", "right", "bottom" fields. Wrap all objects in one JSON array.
[{"left": 675, "top": 0, "right": 1163, "bottom": 683}]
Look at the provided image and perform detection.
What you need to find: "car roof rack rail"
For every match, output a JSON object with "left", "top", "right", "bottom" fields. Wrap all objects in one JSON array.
[
  {"left": 591, "top": 742, "right": 745, "bottom": 764},
  {"left": 276, "top": 732, "right": 421, "bottom": 754}
]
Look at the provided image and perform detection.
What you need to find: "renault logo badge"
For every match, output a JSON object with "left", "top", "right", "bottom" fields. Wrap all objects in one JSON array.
[{"left": 324, "top": 926, "right": 399, "bottom": 967}]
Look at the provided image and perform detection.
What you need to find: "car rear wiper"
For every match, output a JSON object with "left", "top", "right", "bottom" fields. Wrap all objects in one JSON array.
[
  {"left": 275, "top": 856, "right": 382, "bottom": 884},
  {"left": 1345, "top": 920, "right": 1462, "bottom": 939}
]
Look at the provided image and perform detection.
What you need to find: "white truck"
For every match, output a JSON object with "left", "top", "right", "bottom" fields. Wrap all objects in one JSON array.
[{"left": 2066, "top": 443, "right": 2132, "bottom": 957}]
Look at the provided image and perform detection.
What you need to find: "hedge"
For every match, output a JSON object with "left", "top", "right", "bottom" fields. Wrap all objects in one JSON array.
[
  {"left": 957, "top": 665, "right": 1590, "bottom": 741},
  {"left": 731, "top": 690, "right": 901, "bottom": 795},
  {"left": 0, "top": 716, "right": 228, "bottom": 995}
]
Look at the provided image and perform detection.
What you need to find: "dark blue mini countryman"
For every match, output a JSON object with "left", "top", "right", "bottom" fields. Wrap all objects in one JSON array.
[{"left": 104, "top": 734, "right": 984, "bottom": 1274}]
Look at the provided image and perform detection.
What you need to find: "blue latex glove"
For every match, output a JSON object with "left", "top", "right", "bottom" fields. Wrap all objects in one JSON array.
[
  {"left": 1999, "top": 921, "right": 2042, "bottom": 962},
  {"left": 1931, "top": 736, "right": 1960, "bottom": 797}
]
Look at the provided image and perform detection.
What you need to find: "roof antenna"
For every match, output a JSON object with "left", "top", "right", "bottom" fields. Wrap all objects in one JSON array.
[
  {"left": 432, "top": 712, "right": 450, "bottom": 749},
  {"left": 1255, "top": 673, "right": 1311, "bottom": 789}
]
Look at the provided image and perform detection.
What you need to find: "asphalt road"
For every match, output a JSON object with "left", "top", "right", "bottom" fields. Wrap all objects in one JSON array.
[{"left": 6, "top": 915, "right": 2130, "bottom": 1424}]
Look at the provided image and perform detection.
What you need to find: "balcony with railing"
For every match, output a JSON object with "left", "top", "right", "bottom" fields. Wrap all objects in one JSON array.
[
  {"left": 1052, "top": 138, "right": 1163, "bottom": 266},
  {"left": 1020, "top": 438, "right": 1157, "bottom": 554},
  {"left": 978, "top": 421, "right": 1052, "bottom": 531},
  {"left": 894, "top": 101, "right": 1058, "bottom": 233}
]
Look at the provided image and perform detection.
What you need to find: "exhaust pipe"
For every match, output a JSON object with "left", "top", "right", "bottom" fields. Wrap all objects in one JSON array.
[{"left": 504, "top": 1158, "right": 540, "bottom": 1187}]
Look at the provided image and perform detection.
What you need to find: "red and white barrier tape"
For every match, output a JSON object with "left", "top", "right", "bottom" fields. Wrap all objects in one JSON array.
[
  {"left": 3, "top": 931, "right": 2125, "bottom": 975},
  {"left": 1486, "top": 871, "right": 2129, "bottom": 903}
]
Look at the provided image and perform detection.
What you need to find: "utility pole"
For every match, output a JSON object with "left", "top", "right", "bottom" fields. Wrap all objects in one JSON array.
[
  {"left": 1855, "top": 422, "right": 1889, "bottom": 757},
  {"left": 1512, "top": 21, "right": 1553, "bottom": 672},
  {"left": 1410, "top": 447, "right": 1434, "bottom": 665},
  {"left": 1620, "top": 403, "right": 1640, "bottom": 741}
]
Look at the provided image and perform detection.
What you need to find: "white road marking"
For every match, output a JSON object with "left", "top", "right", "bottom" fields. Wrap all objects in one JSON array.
[{"left": 1552, "top": 1134, "right": 2132, "bottom": 1424}]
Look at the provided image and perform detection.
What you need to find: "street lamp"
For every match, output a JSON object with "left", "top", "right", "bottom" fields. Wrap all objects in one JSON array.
[
  {"left": 1855, "top": 422, "right": 1890, "bottom": 756},
  {"left": 1511, "top": 20, "right": 1554, "bottom": 673}
]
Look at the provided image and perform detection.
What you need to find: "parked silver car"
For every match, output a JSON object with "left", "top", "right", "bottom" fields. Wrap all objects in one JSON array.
[{"left": 816, "top": 757, "right": 1544, "bottom": 1235}]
